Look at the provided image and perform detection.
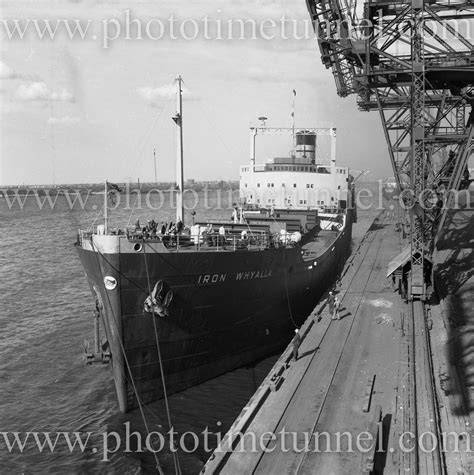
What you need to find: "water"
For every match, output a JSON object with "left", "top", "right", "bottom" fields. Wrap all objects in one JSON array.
[{"left": 0, "top": 189, "right": 378, "bottom": 474}]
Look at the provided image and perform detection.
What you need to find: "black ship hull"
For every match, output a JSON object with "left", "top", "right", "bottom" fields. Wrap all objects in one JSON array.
[{"left": 77, "top": 216, "right": 353, "bottom": 413}]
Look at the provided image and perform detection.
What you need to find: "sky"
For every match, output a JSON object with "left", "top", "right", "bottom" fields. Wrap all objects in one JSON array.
[{"left": 0, "top": 0, "right": 390, "bottom": 185}]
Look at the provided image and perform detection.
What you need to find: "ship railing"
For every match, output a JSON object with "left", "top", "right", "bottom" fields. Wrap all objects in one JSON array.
[
  {"left": 78, "top": 229, "right": 97, "bottom": 242},
  {"left": 78, "top": 225, "right": 126, "bottom": 237},
  {"left": 120, "top": 225, "right": 305, "bottom": 250},
  {"left": 77, "top": 228, "right": 103, "bottom": 245},
  {"left": 77, "top": 229, "right": 85, "bottom": 246},
  {"left": 317, "top": 206, "right": 344, "bottom": 214},
  {"left": 152, "top": 229, "right": 274, "bottom": 252},
  {"left": 78, "top": 226, "right": 300, "bottom": 251}
]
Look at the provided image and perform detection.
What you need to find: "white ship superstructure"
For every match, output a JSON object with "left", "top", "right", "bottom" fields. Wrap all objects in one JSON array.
[{"left": 240, "top": 127, "right": 350, "bottom": 210}]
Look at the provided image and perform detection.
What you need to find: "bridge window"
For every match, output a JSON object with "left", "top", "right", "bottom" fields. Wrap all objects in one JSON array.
[
  {"left": 257, "top": 183, "right": 260, "bottom": 187},
  {"left": 293, "top": 183, "right": 297, "bottom": 187}
]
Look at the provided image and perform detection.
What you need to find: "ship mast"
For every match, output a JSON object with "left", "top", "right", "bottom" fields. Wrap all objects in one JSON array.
[
  {"left": 173, "top": 75, "right": 184, "bottom": 224},
  {"left": 104, "top": 179, "right": 108, "bottom": 234},
  {"left": 291, "top": 89, "right": 296, "bottom": 157}
]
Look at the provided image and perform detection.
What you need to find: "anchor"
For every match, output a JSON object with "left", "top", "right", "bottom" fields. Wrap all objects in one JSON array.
[
  {"left": 82, "top": 300, "right": 111, "bottom": 365},
  {"left": 144, "top": 280, "right": 173, "bottom": 317}
]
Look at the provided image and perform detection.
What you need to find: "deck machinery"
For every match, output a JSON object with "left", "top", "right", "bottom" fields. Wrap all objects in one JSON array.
[{"left": 306, "top": 0, "right": 473, "bottom": 299}]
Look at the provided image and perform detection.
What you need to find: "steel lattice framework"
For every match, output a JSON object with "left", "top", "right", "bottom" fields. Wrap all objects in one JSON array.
[{"left": 306, "top": 0, "right": 474, "bottom": 299}]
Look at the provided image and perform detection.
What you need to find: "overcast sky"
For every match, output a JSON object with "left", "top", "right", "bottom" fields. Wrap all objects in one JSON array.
[{"left": 0, "top": 0, "right": 390, "bottom": 185}]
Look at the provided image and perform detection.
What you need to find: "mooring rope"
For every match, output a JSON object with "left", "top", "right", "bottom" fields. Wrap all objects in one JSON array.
[
  {"left": 89, "top": 238, "right": 165, "bottom": 474},
  {"left": 141, "top": 243, "right": 181, "bottom": 475},
  {"left": 87, "top": 204, "right": 105, "bottom": 232},
  {"left": 281, "top": 243, "right": 299, "bottom": 329}
]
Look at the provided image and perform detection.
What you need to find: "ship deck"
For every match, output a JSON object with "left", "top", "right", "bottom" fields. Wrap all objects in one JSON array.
[
  {"left": 300, "top": 230, "right": 339, "bottom": 259},
  {"left": 125, "top": 228, "right": 340, "bottom": 256}
]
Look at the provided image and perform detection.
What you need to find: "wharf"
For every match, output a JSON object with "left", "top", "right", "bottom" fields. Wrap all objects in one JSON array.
[{"left": 202, "top": 210, "right": 470, "bottom": 474}]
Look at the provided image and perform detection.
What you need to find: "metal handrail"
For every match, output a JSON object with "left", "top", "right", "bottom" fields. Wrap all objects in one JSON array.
[{"left": 78, "top": 227, "right": 303, "bottom": 252}]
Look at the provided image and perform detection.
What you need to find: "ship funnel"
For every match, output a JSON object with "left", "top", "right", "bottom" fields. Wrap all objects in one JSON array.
[{"left": 295, "top": 130, "right": 316, "bottom": 164}]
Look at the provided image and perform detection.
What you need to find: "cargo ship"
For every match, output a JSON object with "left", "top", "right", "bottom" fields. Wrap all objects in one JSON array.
[{"left": 76, "top": 77, "right": 356, "bottom": 413}]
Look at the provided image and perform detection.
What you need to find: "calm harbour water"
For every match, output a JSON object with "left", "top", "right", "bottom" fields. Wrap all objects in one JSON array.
[{"left": 0, "top": 189, "right": 378, "bottom": 474}]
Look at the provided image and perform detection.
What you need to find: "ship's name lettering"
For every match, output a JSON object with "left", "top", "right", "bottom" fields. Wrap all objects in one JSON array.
[
  {"left": 235, "top": 270, "right": 272, "bottom": 280},
  {"left": 197, "top": 274, "right": 227, "bottom": 284}
]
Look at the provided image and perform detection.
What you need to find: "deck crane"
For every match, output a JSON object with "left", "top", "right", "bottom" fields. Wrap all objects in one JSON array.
[{"left": 306, "top": 0, "right": 474, "bottom": 300}]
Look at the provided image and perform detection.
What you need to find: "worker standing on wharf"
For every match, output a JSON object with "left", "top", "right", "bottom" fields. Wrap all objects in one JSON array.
[
  {"left": 334, "top": 296, "right": 341, "bottom": 320},
  {"left": 293, "top": 329, "right": 301, "bottom": 361},
  {"left": 328, "top": 291, "right": 336, "bottom": 320}
]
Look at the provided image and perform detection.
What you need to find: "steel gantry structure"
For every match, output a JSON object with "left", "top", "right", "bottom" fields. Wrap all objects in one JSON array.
[{"left": 306, "top": 0, "right": 474, "bottom": 299}]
